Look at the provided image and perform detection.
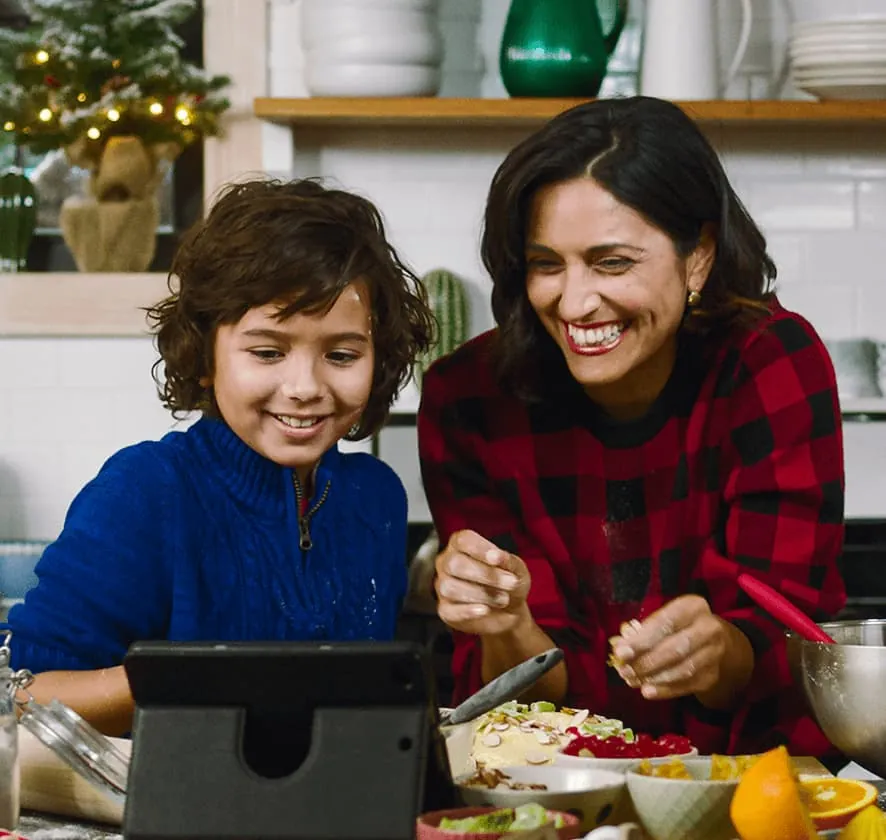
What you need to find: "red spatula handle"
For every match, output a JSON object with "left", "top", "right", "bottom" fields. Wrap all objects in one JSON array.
[{"left": 737, "top": 574, "right": 836, "bottom": 644}]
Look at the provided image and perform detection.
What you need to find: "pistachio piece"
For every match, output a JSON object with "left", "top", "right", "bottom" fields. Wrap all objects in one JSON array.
[{"left": 525, "top": 751, "right": 550, "bottom": 765}]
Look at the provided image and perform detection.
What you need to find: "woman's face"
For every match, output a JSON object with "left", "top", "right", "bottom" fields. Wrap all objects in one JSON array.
[
  {"left": 525, "top": 177, "right": 714, "bottom": 417},
  {"left": 207, "top": 281, "right": 375, "bottom": 485}
]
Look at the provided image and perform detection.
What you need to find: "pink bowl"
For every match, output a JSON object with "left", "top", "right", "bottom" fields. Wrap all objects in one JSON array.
[{"left": 416, "top": 806, "right": 582, "bottom": 840}]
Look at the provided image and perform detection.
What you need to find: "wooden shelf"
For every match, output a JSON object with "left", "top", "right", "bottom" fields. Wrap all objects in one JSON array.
[
  {"left": 0, "top": 272, "right": 170, "bottom": 337},
  {"left": 254, "top": 97, "right": 886, "bottom": 128}
]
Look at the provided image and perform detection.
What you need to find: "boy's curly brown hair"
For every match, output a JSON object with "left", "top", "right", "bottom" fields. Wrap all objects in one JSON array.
[{"left": 147, "top": 178, "right": 434, "bottom": 439}]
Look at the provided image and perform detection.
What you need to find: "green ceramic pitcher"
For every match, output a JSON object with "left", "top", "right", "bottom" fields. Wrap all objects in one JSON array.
[{"left": 500, "top": 0, "right": 629, "bottom": 98}]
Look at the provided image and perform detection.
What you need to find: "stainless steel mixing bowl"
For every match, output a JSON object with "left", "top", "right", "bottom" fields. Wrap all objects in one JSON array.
[{"left": 787, "top": 619, "right": 886, "bottom": 778}]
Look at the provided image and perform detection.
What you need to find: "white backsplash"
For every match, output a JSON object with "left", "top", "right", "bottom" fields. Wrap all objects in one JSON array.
[{"left": 3, "top": 0, "right": 886, "bottom": 538}]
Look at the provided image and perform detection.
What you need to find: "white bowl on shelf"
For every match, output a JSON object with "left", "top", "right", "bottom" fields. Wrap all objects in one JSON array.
[
  {"left": 792, "top": 30, "right": 886, "bottom": 44},
  {"left": 302, "top": 4, "right": 439, "bottom": 49},
  {"left": 790, "top": 0, "right": 886, "bottom": 24},
  {"left": 791, "top": 37, "right": 886, "bottom": 55},
  {"left": 793, "top": 19, "right": 886, "bottom": 36},
  {"left": 795, "top": 79, "right": 886, "bottom": 99},
  {"left": 792, "top": 52, "right": 886, "bottom": 69},
  {"left": 306, "top": 62, "right": 441, "bottom": 97},
  {"left": 793, "top": 67, "right": 886, "bottom": 81},
  {"left": 305, "top": 30, "right": 443, "bottom": 65}
]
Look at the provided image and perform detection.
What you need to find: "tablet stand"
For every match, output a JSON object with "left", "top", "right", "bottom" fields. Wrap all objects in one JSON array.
[{"left": 122, "top": 641, "right": 457, "bottom": 840}]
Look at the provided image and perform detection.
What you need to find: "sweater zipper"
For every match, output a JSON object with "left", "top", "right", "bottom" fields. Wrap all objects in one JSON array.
[{"left": 292, "top": 473, "right": 331, "bottom": 551}]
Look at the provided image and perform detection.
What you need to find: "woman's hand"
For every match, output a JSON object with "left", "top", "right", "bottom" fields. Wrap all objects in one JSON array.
[
  {"left": 435, "top": 529, "right": 531, "bottom": 635},
  {"left": 609, "top": 595, "right": 754, "bottom": 708}
]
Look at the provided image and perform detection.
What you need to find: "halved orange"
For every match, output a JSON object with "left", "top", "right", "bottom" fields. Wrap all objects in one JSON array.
[
  {"left": 800, "top": 777, "right": 880, "bottom": 832},
  {"left": 730, "top": 745, "right": 818, "bottom": 840}
]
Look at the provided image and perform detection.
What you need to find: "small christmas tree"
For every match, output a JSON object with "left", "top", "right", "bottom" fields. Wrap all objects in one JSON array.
[{"left": 0, "top": 0, "right": 230, "bottom": 161}]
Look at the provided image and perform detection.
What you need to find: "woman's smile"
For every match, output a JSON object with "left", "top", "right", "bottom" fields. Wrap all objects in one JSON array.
[{"left": 563, "top": 319, "right": 630, "bottom": 356}]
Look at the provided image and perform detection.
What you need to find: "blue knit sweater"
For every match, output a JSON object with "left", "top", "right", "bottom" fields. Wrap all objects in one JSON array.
[{"left": 6, "top": 417, "right": 408, "bottom": 672}]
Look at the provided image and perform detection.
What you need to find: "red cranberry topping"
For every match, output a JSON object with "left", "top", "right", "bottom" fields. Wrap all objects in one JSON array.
[{"left": 561, "top": 732, "right": 693, "bottom": 759}]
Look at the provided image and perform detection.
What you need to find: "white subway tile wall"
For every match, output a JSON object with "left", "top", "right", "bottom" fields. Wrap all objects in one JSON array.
[{"left": 2, "top": 0, "right": 886, "bottom": 539}]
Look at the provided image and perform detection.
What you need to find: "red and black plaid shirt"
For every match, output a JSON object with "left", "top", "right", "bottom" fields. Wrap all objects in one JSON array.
[{"left": 418, "top": 300, "right": 846, "bottom": 757}]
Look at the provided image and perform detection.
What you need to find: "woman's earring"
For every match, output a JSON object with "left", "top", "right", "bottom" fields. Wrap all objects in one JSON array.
[
  {"left": 687, "top": 289, "right": 702, "bottom": 308},
  {"left": 348, "top": 421, "right": 361, "bottom": 438}
]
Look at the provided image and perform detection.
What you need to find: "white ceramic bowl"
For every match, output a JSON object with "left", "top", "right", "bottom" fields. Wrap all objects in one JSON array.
[
  {"left": 305, "top": 30, "right": 443, "bottom": 65},
  {"left": 796, "top": 80, "right": 886, "bottom": 99},
  {"left": 301, "top": 4, "right": 438, "bottom": 49},
  {"left": 793, "top": 17, "right": 886, "bottom": 34},
  {"left": 456, "top": 764, "right": 627, "bottom": 834},
  {"left": 793, "top": 68, "right": 886, "bottom": 82},
  {"left": 554, "top": 747, "right": 698, "bottom": 775},
  {"left": 305, "top": 62, "right": 441, "bottom": 97},
  {"left": 625, "top": 758, "right": 739, "bottom": 840}
]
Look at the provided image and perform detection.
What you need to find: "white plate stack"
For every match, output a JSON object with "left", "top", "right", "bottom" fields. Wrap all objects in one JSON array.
[
  {"left": 301, "top": 0, "right": 443, "bottom": 97},
  {"left": 790, "top": 16, "right": 886, "bottom": 100}
]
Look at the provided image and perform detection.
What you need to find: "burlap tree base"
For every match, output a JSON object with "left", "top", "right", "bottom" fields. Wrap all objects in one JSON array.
[
  {"left": 60, "top": 135, "right": 178, "bottom": 272},
  {"left": 60, "top": 194, "right": 159, "bottom": 272}
]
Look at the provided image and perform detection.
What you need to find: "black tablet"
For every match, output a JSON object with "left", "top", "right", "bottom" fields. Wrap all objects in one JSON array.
[{"left": 123, "top": 640, "right": 456, "bottom": 840}]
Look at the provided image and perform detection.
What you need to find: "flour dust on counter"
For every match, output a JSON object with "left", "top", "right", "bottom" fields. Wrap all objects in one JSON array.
[{"left": 18, "top": 811, "right": 120, "bottom": 839}]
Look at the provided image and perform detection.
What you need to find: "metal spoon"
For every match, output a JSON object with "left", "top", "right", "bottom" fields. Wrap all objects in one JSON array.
[{"left": 438, "top": 647, "right": 564, "bottom": 727}]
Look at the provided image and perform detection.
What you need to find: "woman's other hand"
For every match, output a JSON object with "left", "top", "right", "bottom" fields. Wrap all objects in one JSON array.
[
  {"left": 609, "top": 594, "right": 754, "bottom": 708},
  {"left": 435, "top": 529, "right": 531, "bottom": 635}
]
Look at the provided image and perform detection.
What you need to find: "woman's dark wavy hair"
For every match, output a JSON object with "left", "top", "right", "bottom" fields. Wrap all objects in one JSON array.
[
  {"left": 482, "top": 96, "right": 776, "bottom": 400},
  {"left": 147, "top": 177, "right": 434, "bottom": 439}
]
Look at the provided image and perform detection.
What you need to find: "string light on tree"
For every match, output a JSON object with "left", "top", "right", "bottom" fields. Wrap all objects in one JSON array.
[
  {"left": 3, "top": 121, "right": 13, "bottom": 131},
  {"left": 0, "top": 0, "right": 230, "bottom": 154},
  {"left": 38, "top": 108, "right": 52, "bottom": 122},
  {"left": 86, "top": 127, "right": 100, "bottom": 140}
]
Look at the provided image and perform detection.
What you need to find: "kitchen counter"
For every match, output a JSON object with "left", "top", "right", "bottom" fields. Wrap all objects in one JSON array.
[
  {"left": 18, "top": 812, "right": 120, "bottom": 839},
  {"left": 13, "top": 778, "right": 886, "bottom": 839}
]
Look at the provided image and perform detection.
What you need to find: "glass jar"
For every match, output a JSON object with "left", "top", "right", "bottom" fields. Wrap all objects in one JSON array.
[
  {"left": 0, "top": 643, "right": 19, "bottom": 831},
  {"left": 0, "top": 631, "right": 128, "bottom": 832}
]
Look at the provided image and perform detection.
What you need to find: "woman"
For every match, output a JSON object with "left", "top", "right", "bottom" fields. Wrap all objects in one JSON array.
[
  {"left": 418, "top": 97, "right": 845, "bottom": 757},
  {"left": 6, "top": 178, "right": 433, "bottom": 735}
]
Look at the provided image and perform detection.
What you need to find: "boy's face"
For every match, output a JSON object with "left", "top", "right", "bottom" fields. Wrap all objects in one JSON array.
[{"left": 208, "top": 280, "right": 374, "bottom": 486}]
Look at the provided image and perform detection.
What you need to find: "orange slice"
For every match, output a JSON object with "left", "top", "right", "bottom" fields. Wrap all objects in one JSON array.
[
  {"left": 801, "top": 778, "right": 880, "bottom": 832},
  {"left": 838, "top": 804, "right": 886, "bottom": 840},
  {"left": 730, "top": 745, "right": 818, "bottom": 840}
]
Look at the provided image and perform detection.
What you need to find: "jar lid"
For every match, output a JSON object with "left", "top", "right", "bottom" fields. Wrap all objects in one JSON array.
[{"left": 20, "top": 699, "right": 128, "bottom": 800}]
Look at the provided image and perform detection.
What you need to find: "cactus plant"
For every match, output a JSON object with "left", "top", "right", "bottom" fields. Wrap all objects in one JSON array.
[
  {"left": 0, "top": 167, "right": 37, "bottom": 272},
  {"left": 417, "top": 267, "right": 470, "bottom": 378}
]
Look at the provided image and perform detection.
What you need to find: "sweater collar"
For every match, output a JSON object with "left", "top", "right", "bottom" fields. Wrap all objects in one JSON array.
[{"left": 189, "top": 416, "right": 341, "bottom": 517}]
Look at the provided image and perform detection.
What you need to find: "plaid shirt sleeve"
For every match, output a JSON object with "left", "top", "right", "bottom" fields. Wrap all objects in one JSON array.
[
  {"left": 417, "top": 344, "right": 608, "bottom": 708},
  {"left": 685, "top": 315, "right": 846, "bottom": 755}
]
